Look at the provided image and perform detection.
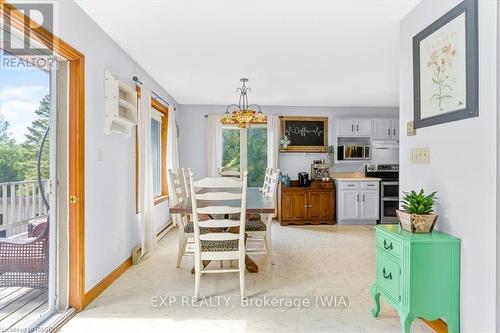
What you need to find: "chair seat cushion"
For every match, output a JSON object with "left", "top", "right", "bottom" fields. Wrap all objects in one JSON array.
[
  {"left": 184, "top": 222, "right": 209, "bottom": 234},
  {"left": 201, "top": 239, "right": 239, "bottom": 252},
  {"left": 246, "top": 219, "right": 266, "bottom": 232}
]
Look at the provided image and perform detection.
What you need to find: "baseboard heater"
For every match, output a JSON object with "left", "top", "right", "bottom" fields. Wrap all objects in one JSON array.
[{"left": 131, "top": 220, "right": 174, "bottom": 265}]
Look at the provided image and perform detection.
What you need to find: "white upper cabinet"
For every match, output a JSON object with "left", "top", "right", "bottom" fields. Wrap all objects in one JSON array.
[
  {"left": 338, "top": 119, "right": 355, "bottom": 136},
  {"left": 355, "top": 119, "right": 372, "bottom": 136},
  {"left": 373, "top": 118, "right": 399, "bottom": 141},
  {"left": 392, "top": 119, "right": 399, "bottom": 139},
  {"left": 337, "top": 119, "right": 372, "bottom": 136}
]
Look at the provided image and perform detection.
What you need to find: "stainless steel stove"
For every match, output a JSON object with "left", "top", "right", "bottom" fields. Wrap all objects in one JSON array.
[{"left": 365, "top": 164, "right": 399, "bottom": 224}]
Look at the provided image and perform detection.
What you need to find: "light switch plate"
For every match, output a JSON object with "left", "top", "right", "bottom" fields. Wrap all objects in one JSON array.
[{"left": 410, "top": 148, "right": 430, "bottom": 164}]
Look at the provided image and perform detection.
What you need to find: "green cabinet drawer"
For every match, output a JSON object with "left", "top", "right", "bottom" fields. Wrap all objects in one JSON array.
[
  {"left": 376, "top": 252, "right": 400, "bottom": 303},
  {"left": 371, "top": 225, "right": 461, "bottom": 333},
  {"left": 376, "top": 231, "right": 401, "bottom": 260}
]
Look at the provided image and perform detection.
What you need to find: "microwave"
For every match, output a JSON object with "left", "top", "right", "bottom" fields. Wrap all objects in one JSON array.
[{"left": 338, "top": 145, "right": 371, "bottom": 160}]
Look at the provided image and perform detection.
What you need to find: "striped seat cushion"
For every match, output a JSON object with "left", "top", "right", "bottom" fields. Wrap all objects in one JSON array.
[
  {"left": 245, "top": 220, "right": 266, "bottom": 232},
  {"left": 201, "top": 239, "right": 239, "bottom": 252}
]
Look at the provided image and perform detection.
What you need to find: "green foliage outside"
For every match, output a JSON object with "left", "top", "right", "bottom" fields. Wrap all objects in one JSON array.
[
  {"left": 222, "top": 129, "right": 240, "bottom": 170},
  {"left": 247, "top": 127, "right": 267, "bottom": 187},
  {"left": 0, "top": 94, "right": 50, "bottom": 184},
  {"left": 222, "top": 127, "right": 267, "bottom": 187}
]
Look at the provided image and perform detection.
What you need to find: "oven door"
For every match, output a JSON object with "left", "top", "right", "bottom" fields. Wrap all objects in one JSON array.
[{"left": 380, "top": 181, "right": 399, "bottom": 223}]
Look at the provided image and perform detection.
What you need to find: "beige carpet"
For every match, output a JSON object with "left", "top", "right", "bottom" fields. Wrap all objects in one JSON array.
[{"left": 61, "top": 224, "right": 432, "bottom": 333}]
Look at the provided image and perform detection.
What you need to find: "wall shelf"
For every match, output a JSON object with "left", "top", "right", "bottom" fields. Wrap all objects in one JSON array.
[{"left": 105, "top": 69, "right": 137, "bottom": 137}]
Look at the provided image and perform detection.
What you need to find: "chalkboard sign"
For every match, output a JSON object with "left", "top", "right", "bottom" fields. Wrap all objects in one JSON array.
[{"left": 280, "top": 116, "right": 328, "bottom": 152}]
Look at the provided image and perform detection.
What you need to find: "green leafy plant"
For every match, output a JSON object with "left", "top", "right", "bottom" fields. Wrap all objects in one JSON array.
[
  {"left": 325, "top": 145, "right": 334, "bottom": 154},
  {"left": 401, "top": 189, "right": 437, "bottom": 215}
]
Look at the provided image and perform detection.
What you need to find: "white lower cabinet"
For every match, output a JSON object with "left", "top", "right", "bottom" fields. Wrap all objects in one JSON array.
[
  {"left": 340, "top": 190, "right": 359, "bottom": 219},
  {"left": 360, "top": 190, "right": 378, "bottom": 219},
  {"left": 335, "top": 180, "right": 380, "bottom": 224}
]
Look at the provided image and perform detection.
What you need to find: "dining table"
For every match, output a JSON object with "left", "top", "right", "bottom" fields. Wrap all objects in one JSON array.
[{"left": 169, "top": 186, "right": 276, "bottom": 273}]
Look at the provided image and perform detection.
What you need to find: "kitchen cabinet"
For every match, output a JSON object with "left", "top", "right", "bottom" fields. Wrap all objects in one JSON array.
[
  {"left": 373, "top": 119, "right": 399, "bottom": 141},
  {"left": 371, "top": 225, "right": 460, "bottom": 333},
  {"left": 278, "top": 180, "right": 335, "bottom": 225},
  {"left": 360, "top": 190, "right": 378, "bottom": 219},
  {"left": 335, "top": 179, "right": 379, "bottom": 224},
  {"left": 337, "top": 119, "right": 372, "bottom": 136}
]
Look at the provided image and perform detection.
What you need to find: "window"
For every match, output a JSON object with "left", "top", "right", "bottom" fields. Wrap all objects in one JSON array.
[
  {"left": 151, "top": 99, "right": 168, "bottom": 204},
  {"left": 221, "top": 125, "right": 267, "bottom": 187}
]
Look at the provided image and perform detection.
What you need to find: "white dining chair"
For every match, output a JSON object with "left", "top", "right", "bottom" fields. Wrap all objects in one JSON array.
[
  {"left": 181, "top": 168, "right": 191, "bottom": 199},
  {"left": 261, "top": 167, "right": 273, "bottom": 195},
  {"left": 168, "top": 169, "right": 206, "bottom": 268},
  {"left": 246, "top": 169, "right": 280, "bottom": 264},
  {"left": 188, "top": 169, "right": 248, "bottom": 301},
  {"left": 219, "top": 167, "right": 242, "bottom": 179}
]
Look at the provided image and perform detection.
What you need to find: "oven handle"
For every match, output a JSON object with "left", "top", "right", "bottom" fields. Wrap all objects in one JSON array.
[{"left": 381, "top": 181, "right": 399, "bottom": 186}]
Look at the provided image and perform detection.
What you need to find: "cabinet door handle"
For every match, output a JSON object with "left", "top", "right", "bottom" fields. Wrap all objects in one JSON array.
[
  {"left": 387, "top": 128, "right": 390, "bottom": 136},
  {"left": 308, "top": 204, "right": 312, "bottom": 208},
  {"left": 383, "top": 239, "right": 393, "bottom": 250},
  {"left": 362, "top": 194, "right": 365, "bottom": 202},
  {"left": 304, "top": 205, "right": 308, "bottom": 208},
  {"left": 393, "top": 128, "right": 396, "bottom": 136},
  {"left": 356, "top": 194, "right": 359, "bottom": 202},
  {"left": 351, "top": 124, "right": 354, "bottom": 132},
  {"left": 356, "top": 124, "right": 359, "bottom": 132},
  {"left": 383, "top": 268, "right": 392, "bottom": 280}
]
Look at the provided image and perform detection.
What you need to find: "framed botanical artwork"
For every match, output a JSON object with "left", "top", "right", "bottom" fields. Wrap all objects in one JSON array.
[{"left": 413, "top": 0, "right": 478, "bottom": 129}]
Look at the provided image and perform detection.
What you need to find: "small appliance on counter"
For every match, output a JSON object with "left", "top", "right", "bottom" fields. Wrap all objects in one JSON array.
[
  {"left": 298, "top": 172, "right": 311, "bottom": 187},
  {"left": 311, "top": 160, "right": 331, "bottom": 180},
  {"left": 365, "top": 163, "right": 399, "bottom": 224}
]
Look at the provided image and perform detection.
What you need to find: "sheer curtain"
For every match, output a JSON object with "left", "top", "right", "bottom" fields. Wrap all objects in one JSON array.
[
  {"left": 166, "top": 105, "right": 179, "bottom": 172},
  {"left": 167, "top": 105, "right": 180, "bottom": 226},
  {"left": 138, "top": 89, "right": 157, "bottom": 256},
  {"left": 267, "top": 115, "right": 280, "bottom": 170},
  {"left": 205, "top": 114, "right": 223, "bottom": 177}
]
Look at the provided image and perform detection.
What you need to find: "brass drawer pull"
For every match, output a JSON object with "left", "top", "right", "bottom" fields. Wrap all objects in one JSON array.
[
  {"left": 383, "top": 239, "right": 393, "bottom": 250},
  {"left": 382, "top": 268, "right": 392, "bottom": 280}
]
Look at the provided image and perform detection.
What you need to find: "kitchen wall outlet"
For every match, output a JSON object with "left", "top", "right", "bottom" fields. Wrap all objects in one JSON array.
[{"left": 410, "top": 148, "right": 430, "bottom": 164}]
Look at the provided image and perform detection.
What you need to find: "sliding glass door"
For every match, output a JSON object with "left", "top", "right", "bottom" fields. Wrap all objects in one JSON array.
[
  {"left": 0, "top": 22, "right": 60, "bottom": 332},
  {"left": 221, "top": 125, "right": 267, "bottom": 187}
]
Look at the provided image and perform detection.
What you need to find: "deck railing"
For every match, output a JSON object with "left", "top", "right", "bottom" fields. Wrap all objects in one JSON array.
[{"left": 0, "top": 179, "right": 51, "bottom": 238}]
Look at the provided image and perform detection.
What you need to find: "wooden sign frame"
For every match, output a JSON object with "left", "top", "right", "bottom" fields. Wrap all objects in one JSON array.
[{"left": 280, "top": 116, "right": 328, "bottom": 153}]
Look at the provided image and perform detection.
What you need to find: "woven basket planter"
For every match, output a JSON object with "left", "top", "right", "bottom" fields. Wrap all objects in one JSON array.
[{"left": 396, "top": 210, "right": 438, "bottom": 233}]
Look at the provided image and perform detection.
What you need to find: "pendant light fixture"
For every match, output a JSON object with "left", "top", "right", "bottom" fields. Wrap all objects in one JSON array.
[{"left": 221, "top": 78, "right": 266, "bottom": 128}]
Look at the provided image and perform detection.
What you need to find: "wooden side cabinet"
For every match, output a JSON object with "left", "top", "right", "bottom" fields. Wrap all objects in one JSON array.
[
  {"left": 278, "top": 180, "right": 335, "bottom": 225},
  {"left": 371, "top": 225, "right": 461, "bottom": 333}
]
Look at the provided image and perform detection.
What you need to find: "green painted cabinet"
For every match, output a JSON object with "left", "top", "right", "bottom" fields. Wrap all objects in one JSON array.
[{"left": 371, "top": 225, "right": 460, "bottom": 333}]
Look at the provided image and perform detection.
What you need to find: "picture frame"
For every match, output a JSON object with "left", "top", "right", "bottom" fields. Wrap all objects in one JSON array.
[
  {"left": 413, "top": 0, "right": 478, "bottom": 129},
  {"left": 279, "top": 116, "right": 328, "bottom": 153}
]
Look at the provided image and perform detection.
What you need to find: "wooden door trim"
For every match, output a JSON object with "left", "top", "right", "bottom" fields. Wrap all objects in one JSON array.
[{"left": 0, "top": 1, "right": 86, "bottom": 310}]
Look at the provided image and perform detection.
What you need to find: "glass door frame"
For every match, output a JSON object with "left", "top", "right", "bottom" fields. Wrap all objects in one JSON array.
[{"left": 0, "top": 2, "right": 86, "bottom": 312}]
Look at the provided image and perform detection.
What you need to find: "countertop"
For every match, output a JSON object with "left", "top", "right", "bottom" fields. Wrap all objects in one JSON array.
[{"left": 331, "top": 172, "right": 381, "bottom": 181}]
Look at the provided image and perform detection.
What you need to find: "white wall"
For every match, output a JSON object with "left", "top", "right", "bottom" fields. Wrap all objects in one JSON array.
[
  {"left": 51, "top": 1, "right": 177, "bottom": 292},
  {"left": 400, "top": 1, "right": 498, "bottom": 331},
  {"left": 177, "top": 105, "right": 398, "bottom": 178}
]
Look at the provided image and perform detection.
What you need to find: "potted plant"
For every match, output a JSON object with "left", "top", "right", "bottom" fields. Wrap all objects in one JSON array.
[{"left": 397, "top": 189, "right": 438, "bottom": 233}]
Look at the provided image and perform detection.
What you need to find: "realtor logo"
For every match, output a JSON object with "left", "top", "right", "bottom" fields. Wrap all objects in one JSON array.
[{"left": 2, "top": 3, "right": 53, "bottom": 56}]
